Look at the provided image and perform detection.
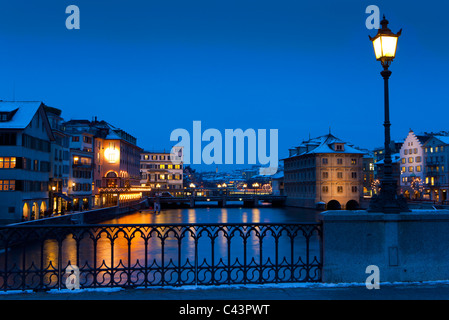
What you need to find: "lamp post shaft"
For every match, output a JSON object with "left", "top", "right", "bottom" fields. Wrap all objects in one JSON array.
[
  {"left": 382, "top": 68, "right": 393, "bottom": 178},
  {"left": 368, "top": 66, "right": 410, "bottom": 213}
]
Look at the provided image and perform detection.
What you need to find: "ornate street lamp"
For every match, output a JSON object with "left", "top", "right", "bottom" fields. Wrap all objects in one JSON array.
[{"left": 367, "top": 16, "right": 410, "bottom": 213}]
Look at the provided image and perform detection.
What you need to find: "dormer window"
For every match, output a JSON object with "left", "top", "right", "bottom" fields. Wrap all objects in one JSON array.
[
  {"left": 334, "top": 143, "right": 344, "bottom": 151},
  {"left": 0, "top": 113, "right": 8, "bottom": 122},
  {"left": 0, "top": 109, "right": 18, "bottom": 122}
]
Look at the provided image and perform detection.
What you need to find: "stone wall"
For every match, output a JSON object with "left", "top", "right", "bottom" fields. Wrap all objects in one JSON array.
[{"left": 319, "top": 210, "right": 449, "bottom": 283}]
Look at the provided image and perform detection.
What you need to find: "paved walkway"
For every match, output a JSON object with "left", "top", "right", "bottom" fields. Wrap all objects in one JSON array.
[{"left": 2, "top": 281, "right": 449, "bottom": 300}]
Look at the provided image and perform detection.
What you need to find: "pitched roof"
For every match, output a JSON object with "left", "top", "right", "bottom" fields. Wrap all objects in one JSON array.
[
  {"left": 286, "top": 133, "right": 365, "bottom": 158},
  {"left": 432, "top": 135, "right": 449, "bottom": 145},
  {"left": 0, "top": 101, "right": 43, "bottom": 129}
]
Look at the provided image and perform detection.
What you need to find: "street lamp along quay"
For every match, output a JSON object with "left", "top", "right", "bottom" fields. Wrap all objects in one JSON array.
[{"left": 367, "top": 16, "right": 410, "bottom": 213}]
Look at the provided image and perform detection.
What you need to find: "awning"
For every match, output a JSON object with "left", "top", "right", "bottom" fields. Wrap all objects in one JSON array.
[{"left": 54, "top": 193, "right": 73, "bottom": 202}]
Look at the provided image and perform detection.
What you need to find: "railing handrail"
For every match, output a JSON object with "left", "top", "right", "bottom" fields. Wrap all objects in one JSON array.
[{"left": 1, "top": 221, "right": 320, "bottom": 229}]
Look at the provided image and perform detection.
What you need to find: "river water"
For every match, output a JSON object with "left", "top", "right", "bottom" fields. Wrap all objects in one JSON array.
[
  {"left": 101, "top": 204, "right": 320, "bottom": 224},
  {"left": 0, "top": 205, "right": 323, "bottom": 289}
]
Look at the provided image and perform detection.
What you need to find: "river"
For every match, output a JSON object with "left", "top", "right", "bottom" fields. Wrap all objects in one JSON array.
[
  {"left": 0, "top": 205, "right": 323, "bottom": 289},
  {"left": 100, "top": 204, "right": 320, "bottom": 224}
]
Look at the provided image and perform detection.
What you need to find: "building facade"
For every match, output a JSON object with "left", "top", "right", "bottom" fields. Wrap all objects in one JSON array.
[
  {"left": 45, "top": 106, "right": 71, "bottom": 214},
  {"left": 0, "top": 101, "right": 54, "bottom": 223},
  {"left": 284, "top": 133, "right": 365, "bottom": 210},
  {"left": 421, "top": 135, "right": 449, "bottom": 202},
  {"left": 63, "top": 119, "right": 143, "bottom": 208},
  {"left": 140, "top": 148, "right": 184, "bottom": 195},
  {"left": 399, "top": 130, "right": 430, "bottom": 200}
]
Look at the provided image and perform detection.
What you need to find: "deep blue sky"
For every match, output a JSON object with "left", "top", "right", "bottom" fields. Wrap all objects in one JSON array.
[{"left": 0, "top": 1, "right": 448, "bottom": 171}]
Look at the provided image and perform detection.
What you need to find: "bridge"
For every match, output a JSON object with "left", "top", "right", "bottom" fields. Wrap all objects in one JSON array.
[{"left": 147, "top": 188, "right": 287, "bottom": 208}]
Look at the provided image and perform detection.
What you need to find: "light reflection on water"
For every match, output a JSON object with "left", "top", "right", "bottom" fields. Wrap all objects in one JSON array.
[
  {"left": 101, "top": 205, "right": 319, "bottom": 225},
  {"left": 0, "top": 206, "right": 322, "bottom": 287}
]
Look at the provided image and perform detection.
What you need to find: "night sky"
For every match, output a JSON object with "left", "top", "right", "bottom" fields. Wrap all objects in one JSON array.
[{"left": 0, "top": 0, "right": 447, "bottom": 171}]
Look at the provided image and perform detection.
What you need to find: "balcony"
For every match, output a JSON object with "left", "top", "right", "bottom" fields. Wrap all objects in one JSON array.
[{"left": 72, "top": 163, "right": 93, "bottom": 169}]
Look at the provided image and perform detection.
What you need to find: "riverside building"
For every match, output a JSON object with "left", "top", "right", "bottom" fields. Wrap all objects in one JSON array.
[
  {"left": 284, "top": 133, "right": 365, "bottom": 210},
  {"left": 0, "top": 101, "right": 54, "bottom": 223}
]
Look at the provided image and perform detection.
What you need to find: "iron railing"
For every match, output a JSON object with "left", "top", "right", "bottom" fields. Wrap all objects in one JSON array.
[{"left": 0, "top": 223, "right": 322, "bottom": 291}]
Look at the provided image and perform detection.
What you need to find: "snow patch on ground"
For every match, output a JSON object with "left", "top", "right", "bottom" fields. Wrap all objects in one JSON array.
[{"left": 2, "top": 280, "right": 449, "bottom": 295}]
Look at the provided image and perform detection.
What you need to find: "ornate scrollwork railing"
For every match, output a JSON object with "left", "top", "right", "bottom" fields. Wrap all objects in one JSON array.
[{"left": 0, "top": 223, "right": 322, "bottom": 291}]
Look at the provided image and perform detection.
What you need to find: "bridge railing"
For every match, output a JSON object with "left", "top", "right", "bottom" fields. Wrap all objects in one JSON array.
[
  {"left": 152, "top": 188, "right": 275, "bottom": 198},
  {"left": 0, "top": 223, "right": 322, "bottom": 291}
]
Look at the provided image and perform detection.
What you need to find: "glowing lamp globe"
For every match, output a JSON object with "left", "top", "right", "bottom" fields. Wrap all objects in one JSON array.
[{"left": 369, "top": 16, "right": 402, "bottom": 67}]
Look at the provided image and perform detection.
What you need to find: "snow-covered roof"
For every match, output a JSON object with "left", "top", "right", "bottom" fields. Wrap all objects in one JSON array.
[
  {"left": 286, "top": 133, "right": 365, "bottom": 158},
  {"left": 376, "top": 153, "right": 401, "bottom": 164},
  {"left": 433, "top": 135, "right": 449, "bottom": 145},
  {"left": 0, "top": 101, "right": 43, "bottom": 129}
]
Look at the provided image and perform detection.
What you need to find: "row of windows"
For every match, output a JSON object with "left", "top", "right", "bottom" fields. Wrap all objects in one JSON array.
[
  {"left": 285, "top": 185, "right": 359, "bottom": 194},
  {"left": 72, "top": 135, "right": 93, "bottom": 144},
  {"left": 322, "top": 186, "right": 358, "bottom": 193},
  {"left": 72, "top": 169, "right": 92, "bottom": 179},
  {"left": 322, "top": 158, "right": 358, "bottom": 165},
  {"left": 401, "top": 156, "right": 446, "bottom": 164},
  {"left": 141, "top": 174, "right": 182, "bottom": 180},
  {"left": 0, "top": 133, "right": 17, "bottom": 145},
  {"left": 140, "top": 164, "right": 182, "bottom": 170},
  {"left": 403, "top": 148, "right": 418, "bottom": 155},
  {"left": 22, "top": 134, "right": 51, "bottom": 153},
  {"left": 402, "top": 156, "right": 422, "bottom": 164},
  {"left": 425, "top": 146, "right": 445, "bottom": 153},
  {"left": 72, "top": 183, "right": 92, "bottom": 192},
  {"left": 322, "top": 172, "right": 358, "bottom": 179},
  {"left": 142, "top": 149, "right": 182, "bottom": 161},
  {"left": 0, "top": 180, "right": 15, "bottom": 191},
  {"left": 0, "top": 180, "right": 49, "bottom": 192},
  {"left": 0, "top": 157, "right": 51, "bottom": 172},
  {"left": 0, "top": 157, "right": 16, "bottom": 169},
  {"left": 142, "top": 154, "right": 170, "bottom": 161},
  {"left": 286, "top": 157, "right": 359, "bottom": 168},
  {"left": 401, "top": 166, "right": 423, "bottom": 173}
]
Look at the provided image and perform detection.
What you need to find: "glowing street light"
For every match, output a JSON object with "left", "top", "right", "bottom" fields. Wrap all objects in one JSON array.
[{"left": 367, "top": 16, "right": 409, "bottom": 213}]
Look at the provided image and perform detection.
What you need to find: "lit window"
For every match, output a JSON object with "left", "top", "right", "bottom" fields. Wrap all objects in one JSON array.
[
  {"left": 416, "top": 166, "right": 422, "bottom": 172},
  {"left": 0, "top": 180, "right": 15, "bottom": 191},
  {"left": 0, "top": 157, "right": 16, "bottom": 169},
  {"left": 408, "top": 157, "right": 414, "bottom": 163},
  {"left": 408, "top": 166, "right": 414, "bottom": 172}
]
